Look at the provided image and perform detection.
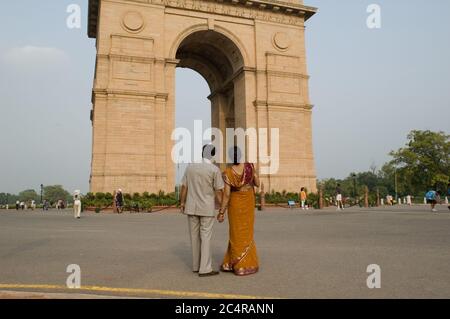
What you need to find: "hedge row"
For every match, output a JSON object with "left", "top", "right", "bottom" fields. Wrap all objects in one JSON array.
[{"left": 81, "top": 191, "right": 178, "bottom": 212}]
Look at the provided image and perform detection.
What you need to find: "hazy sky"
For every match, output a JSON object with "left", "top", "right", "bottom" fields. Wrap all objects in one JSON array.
[{"left": 0, "top": 0, "right": 449, "bottom": 194}]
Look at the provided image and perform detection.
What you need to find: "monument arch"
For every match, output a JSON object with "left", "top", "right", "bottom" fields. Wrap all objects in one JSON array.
[{"left": 88, "top": 0, "right": 317, "bottom": 194}]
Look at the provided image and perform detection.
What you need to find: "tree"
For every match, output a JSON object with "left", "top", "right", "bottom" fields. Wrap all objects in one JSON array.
[
  {"left": 378, "top": 163, "right": 396, "bottom": 196},
  {"left": 0, "top": 193, "right": 18, "bottom": 205},
  {"left": 43, "top": 185, "right": 71, "bottom": 204},
  {"left": 18, "top": 189, "right": 39, "bottom": 202},
  {"left": 388, "top": 130, "right": 449, "bottom": 194}
]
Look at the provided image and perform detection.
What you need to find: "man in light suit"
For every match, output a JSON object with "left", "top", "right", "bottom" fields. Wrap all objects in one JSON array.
[{"left": 180, "top": 145, "right": 224, "bottom": 277}]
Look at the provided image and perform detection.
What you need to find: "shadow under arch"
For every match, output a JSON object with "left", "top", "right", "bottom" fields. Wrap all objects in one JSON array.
[
  {"left": 169, "top": 24, "right": 250, "bottom": 67},
  {"left": 169, "top": 25, "right": 249, "bottom": 93},
  {"left": 171, "top": 25, "right": 250, "bottom": 165}
]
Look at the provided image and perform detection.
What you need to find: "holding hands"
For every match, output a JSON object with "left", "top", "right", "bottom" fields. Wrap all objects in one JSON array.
[{"left": 217, "top": 208, "right": 226, "bottom": 223}]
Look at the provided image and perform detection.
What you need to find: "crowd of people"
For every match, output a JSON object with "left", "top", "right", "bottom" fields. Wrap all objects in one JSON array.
[{"left": 10, "top": 199, "right": 68, "bottom": 211}]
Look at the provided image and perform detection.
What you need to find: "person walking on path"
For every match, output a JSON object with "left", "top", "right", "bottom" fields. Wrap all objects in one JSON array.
[
  {"left": 425, "top": 189, "right": 439, "bottom": 212},
  {"left": 336, "top": 184, "right": 344, "bottom": 211},
  {"left": 447, "top": 183, "right": 450, "bottom": 211},
  {"left": 115, "top": 189, "right": 124, "bottom": 214},
  {"left": 300, "top": 187, "right": 308, "bottom": 210},
  {"left": 406, "top": 195, "right": 412, "bottom": 206},
  {"left": 73, "top": 190, "right": 81, "bottom": 219}
]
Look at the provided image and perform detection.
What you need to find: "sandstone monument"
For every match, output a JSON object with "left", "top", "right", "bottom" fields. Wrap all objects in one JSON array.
[{"left": 88, "top": 0, "right": 317, "bottom": 194}]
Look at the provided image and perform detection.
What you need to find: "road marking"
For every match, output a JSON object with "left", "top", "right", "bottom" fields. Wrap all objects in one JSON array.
[
  {"left": 0, "top": 284, "right": 276, "bottom": 299},
  {"left": 0, "top": 227, "right": 106, "bottom": 232}
]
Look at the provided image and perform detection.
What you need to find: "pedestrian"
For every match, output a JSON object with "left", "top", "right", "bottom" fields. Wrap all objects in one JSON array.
[
  {"left": 20, "top": 201, "right": 25, "bottom": 210},
  {"left": 180, "top": 144, "right": 224, "bottom": 277},
  {"left": 300, "top": 187, "right": 308, "bottom": 210},
  {"left": 425, "top": 188, "right": 438, "bottom": 212},
  {"left": 43, "top": 200, "right": 49, "bottom": 211},
  {"left": 73, "top": 190, "right": 81, "bottom": 219},
  {"left": 16, "top": 200, "right": 20, "bottom": 210},
  {"left": 386, "top": 195, "right": 392, "bottom": 206},
  {"left": 115, "top": 189, "right": 124, "bottom": 214},
  {"left": 31, "top": 200, "right": 36, "bottom": 210},
  {"left": 406, "top": 195, "right": 412, "bottom": 206},
  {"left": 336, "top": 184, "right": 344, "bottom": 211},
  {"left": 447, "top": 183, "right": 450, "bottom": 211}
]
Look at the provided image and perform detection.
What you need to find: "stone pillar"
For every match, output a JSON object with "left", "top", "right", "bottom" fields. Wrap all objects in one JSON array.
[
  {"left": 364, "top": 186, "right": 369, "bottom": 208},
  {"left": 319, "top": 186, "right": 324, "bottom": 210},
  {"left": 210, "top": 91, "right": 232, "bottom": 169},
  {"left": 376, "top": 188, "right": 380, "bottom": 207}
]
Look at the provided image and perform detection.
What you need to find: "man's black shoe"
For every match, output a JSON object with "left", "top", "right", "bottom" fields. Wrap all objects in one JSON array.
[{"left": 199, "top": 271, "right": 219, "bottom": 277}]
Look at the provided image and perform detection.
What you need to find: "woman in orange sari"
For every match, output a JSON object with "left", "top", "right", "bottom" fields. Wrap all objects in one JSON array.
[{"left": 218, "top": 147, "right": 260, "bottom": 276}]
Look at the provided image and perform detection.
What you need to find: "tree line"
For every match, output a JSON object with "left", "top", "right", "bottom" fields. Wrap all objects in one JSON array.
[
  {"left": 0, "top": 185, "right": 71, "bottom": 205},
  {"left": 318, "top": 130, "right": 449, "bottom": 200},
  {"left": 1, "top": 130, "right": 448, "bottom": 206}
]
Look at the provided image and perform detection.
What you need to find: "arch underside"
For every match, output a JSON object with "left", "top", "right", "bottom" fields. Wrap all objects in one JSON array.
[{"left": 175, "top": 30, "right": 244, "bottom": 93}]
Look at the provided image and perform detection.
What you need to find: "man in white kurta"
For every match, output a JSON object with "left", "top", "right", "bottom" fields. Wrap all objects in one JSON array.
[{"left": 73, "top": 190, "right": 81, "bottom": 219}]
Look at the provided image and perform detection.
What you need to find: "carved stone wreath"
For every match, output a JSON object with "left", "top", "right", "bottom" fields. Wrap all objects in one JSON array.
[
  {"left": 272, "top": 32, "right": 290, "bottom": 51},
  {"left": 122, "top": 11, "right": 145, "bottom": 33}
]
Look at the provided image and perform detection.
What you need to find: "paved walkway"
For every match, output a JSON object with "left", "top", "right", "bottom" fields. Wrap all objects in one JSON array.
[{"left": 0, "top": 205, "right": 449, "bottom": 298}]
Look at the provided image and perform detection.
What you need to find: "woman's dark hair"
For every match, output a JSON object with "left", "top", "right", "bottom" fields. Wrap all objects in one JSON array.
[
  {"left": 301, "top": 187, "right": 305, "bottom": 191},
  {"left": 229, "top": 146, "right": 242, "bottom": 165}
]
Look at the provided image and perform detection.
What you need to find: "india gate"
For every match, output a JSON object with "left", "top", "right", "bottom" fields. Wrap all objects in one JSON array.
[{"left": 87, "top": 0, "right": 317, "bottom": 194}]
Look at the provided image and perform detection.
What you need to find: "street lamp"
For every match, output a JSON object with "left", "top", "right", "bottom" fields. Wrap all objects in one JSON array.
[
  {"left": 176, "top": 162, "right": 180, "bottom": 202},
  {"left": 394, "top": 168, "right": 398, "bottom": 203}
]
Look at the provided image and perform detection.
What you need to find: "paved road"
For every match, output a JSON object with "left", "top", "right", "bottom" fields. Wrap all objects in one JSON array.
[{"left": 0, "top": 205, "right": 449, "bottom": 298}]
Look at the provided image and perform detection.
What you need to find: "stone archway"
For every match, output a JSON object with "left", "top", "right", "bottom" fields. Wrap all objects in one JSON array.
[
  {"left": 175, "top": 29, "right": 243, "bottom": 126},
  {"left": 88, "top": 0, "right": 318, "bottom": 194},
  {"left": 174, "top": 29, "right": 245, "bottom": 169}
]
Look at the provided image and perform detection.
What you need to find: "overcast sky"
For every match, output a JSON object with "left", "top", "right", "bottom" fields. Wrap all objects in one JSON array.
[{"left": 0, "top": 0, "right": 449, "bottom": 194}]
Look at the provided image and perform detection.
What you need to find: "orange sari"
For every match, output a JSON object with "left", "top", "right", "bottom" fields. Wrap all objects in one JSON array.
[{"left": 221, "top": 163, "right": 259, "bottom": 276}]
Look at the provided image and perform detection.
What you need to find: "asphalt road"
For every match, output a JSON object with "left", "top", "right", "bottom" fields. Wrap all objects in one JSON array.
[{"left": 0, "top": 204, "right": 449, "bottom": 298}]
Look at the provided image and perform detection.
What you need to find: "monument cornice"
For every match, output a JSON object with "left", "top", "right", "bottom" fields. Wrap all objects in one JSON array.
[
  {"left": 88, "top": 0, "right": 317, "bottom": 38},
  {"left": 93, "top": 88, "right": 169, "bottom": 100},
  {"left": 254, "top": 100, "right": 313, "bottom": 111}
]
